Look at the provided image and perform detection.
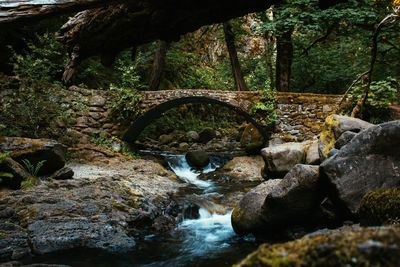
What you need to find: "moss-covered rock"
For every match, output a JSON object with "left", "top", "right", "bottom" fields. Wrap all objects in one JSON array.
[
  {"left": 359, "top": 188, "right": 400, "bottom": 226},
  {"left": 235, "top": 225, "right": 400, "bottom": 267}
]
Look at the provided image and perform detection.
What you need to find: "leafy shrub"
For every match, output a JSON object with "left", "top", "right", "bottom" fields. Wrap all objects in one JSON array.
[
  {"left": 250, "top": 81, "right": 277, "bottom": 126},
  {"left": 21, "top": 159, "right": 46, "bottom": 177},
  {"left": 347, "top": 77, "right": 399, "bottom": 123},
  {"left": 109, "top": 85, "right": 143, "bottom": 123}
]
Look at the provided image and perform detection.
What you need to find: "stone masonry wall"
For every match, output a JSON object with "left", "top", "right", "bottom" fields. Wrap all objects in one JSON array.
[{"left": 4, "top": 86, "right": 340, "bottom": 144}]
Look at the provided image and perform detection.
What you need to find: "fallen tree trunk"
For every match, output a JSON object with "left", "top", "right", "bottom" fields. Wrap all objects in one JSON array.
[{"left": 0, "top": 0, "right": 125, "bottom": 26}]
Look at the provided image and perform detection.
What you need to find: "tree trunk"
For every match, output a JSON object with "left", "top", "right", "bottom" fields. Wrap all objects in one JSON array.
[
  {"left": 223, "top": 22, "right": 248, "bottom": 91},
  {"left": 148, "top": 40, "right": 168, "bottom": 90},
  {"left": 275, "top": 29, "right": 293, "bottom": 92}
]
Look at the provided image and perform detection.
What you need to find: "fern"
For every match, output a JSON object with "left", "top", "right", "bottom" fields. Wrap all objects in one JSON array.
[{"left": 21, "top": 159, "right": 46, "bottom": 177}]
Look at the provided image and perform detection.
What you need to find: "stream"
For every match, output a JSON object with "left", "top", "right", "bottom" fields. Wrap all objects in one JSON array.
[{"left": 24, "top": 153, "right": 259, "bottom": 267}]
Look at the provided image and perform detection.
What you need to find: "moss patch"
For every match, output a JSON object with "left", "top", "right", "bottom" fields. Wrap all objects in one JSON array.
[
  {"left": 359, "top": 188, "right": 400, "bottom": 226},
  {"left": 234, "top": 225, "right": 400, "bottom": 267},
  {"left": 319, "top": 115, "right": 339, "bottom": 157}
]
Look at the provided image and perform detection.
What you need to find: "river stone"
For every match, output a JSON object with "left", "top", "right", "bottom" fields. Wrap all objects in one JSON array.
[
  {"left": 231, "top": 180, "right": 281, "bottom": 235},
  {"left": 0, "top": 137, "right": 66, "bottom": 175},
  {"left": 198, "top": 128, "right": 216, "bottom": 144},
  {"left": 50, "top": 167, "right": 74, "bottom": 180},
  {"left": 320, "top": 120, "right": 400, "bottom": 216},
  {"left": 331, "top": 115, "right": 374, "bottom": 139},
  {"left": 261, "top": 142, "right": 306, "bottom": 177},
  {"left": 186, "top": 131, "right": 199, "bottom": 142},
  {"left": 261, "top": 164, "right": 323, "bottom": 230},
  {"left": 0, "top": 223, "right": 30, "bottom": 261},
  {"left": 28, "top": 218, "right": 135, "bottom": 254},
  {"left": 222, "top": 156, "right": 264, "bottom": 182},
  {"left": 89, "top": 95, "right": 106, "bottom": 107},
  {"left": 334, "top": 131, "right": 357, "bottom": 149},
  {"left": 185, "top": 151, "right": 210, "bottom": 168},
  {"left": 159, "top": 134, "right": 174, "bottom": 145}
]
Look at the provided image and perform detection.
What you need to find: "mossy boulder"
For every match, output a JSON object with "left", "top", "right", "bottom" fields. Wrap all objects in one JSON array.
[
  {"left": 359, "top": 188, "right": 400, "bottom": 226},
  {"left": 318, "top": 115, "right": 373, "bottom": 160},
  {"left": 235, "top": 225, "right": 400, "bottom": 267},
  {"left": 320, "top": 120, "right": 400, "bottom": 216}
]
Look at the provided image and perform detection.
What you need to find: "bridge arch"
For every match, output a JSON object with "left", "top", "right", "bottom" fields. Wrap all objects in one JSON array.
[{"left": 123, "top": 96, "right": 270, "bottom": 146}]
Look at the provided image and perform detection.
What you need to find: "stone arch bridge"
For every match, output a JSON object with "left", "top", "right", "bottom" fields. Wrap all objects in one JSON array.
[{"left": 123, "top": 90, "right": 266, "bottom": 144}]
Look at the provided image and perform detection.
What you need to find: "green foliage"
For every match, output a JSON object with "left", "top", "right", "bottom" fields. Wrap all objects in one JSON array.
[
  {"left": 0, "top": 152, "right": 13, "bottom": 183},
  {"left": 109, "top": 85, "right": 143, "bottom": 122},
  {"left": 251, "top": 82, "right": 277, "bottom": 126},
  {"left": 91, "top": 131, "right": 138, "bottom": 159},
  {"left": 21, "top": 159, "right": 46, "bottom": 177},
  {"left": 13, "top": 32, "right": 66, "bottom": 86},
  {"left": 347, "top": 77, "right": 399, "bottom": 123}
]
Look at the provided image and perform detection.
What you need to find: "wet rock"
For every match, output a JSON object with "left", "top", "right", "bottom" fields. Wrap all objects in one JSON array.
[
  {"left": 334, "top": 131, "right": 357, "bottom": 149},
  {"left": 185, "top": 151, "right": 210, "bottom": 169},
  {"left": 359, "top": 188, "right": 400, "bottom": 226},
  {"left": 185, "top": 131, "right": 199, "bottom": 142},
  {"left": 320, "top": 120, "right": 400, "bottom": 216},
  {"left": 0, "top": 223, "right": 30, "bottom": 261},
  {"left": 261, "top": 142, "right": 306, "bottom": 177},
  {"left": 235, "top": 225, "right": 400, "bottom": 267},
  {"left": 240, "top": 124, "right": 263, "bottom": 151},
  {"left": 222, "top": 156, "right": 265, "bottom": 182},
  {"left": 0, "top": 137, "right": 66, "bottom": 175},
  {"left": 50, "top": 167, "right": 74, "bottom": 180},
  {"left": 231, "top": 180, "right": 281, "bottom": 235},
  {"left": 0, "top": 159, "right": 181, "bottom": 262},
  {"left": 28, "top": 219, "right": 135, "bottom": 254},
  {"left": 198, "top": 128, "right": 216, "bottom": 143}
]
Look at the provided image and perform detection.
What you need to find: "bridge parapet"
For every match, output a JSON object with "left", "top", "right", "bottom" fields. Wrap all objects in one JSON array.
[{"left": 139, "top": 90, "right": 262, "bottom": 113}]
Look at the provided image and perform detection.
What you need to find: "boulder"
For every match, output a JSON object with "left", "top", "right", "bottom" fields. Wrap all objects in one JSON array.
[
  {"left": 178, "top": 142, "right": 190, "bottom": 152},
  {"left": 185, "top": 151, "right": 210, "bottom": 169},
  {"left": 232, "top": 165, "right": 322, "bottom": 235},
  {"left": 50, "top": 167, "right": 74, "bottom": 180},
  {"left": 0, "top": 158, "right": 30, "bottom": 189},
  {"left": 0, "top": 137, "right": 66, "bottom": 175},
  {"left": 222, "top": 156, "right": 265, "bottom": 182},
  {"left": 319, "top": 115, "right": 373, "bottom": 160},
  {"left": 305, "top": 140, "right": 320, "bottom": 165},
  {"left": 198, "top": 128, "right": 216, "bottom": 144},
  {"left": 185, "top": 131, "right": 199, "bottom": 142},
  {"left": 260, "top": 165, "right": 322, "bottom": 231},
  {"left": 334, "top": 131, "right": 357, "bottom": 149},
  {"left": 28, "top": 218, "right": 135, "bottom": 254},
  {"left": 261, "top": 142, "right": 306, "bottom": 177},
  {"left": 235, "top": 225, "right": 400, "bottom": 267},
  {"left": 240, "top": 124, "right": 263, "bottom": 151},
  {"left": 320, "top": 121, "right": 400, "bottom": 216},
  {"left": 231, "top": 180, "right": 281, "bottom": 235},
  {"left": 158, "top": 134, "right": 174, "bottom": 145},
  {"left": 331, "top": 114, "right": 374, "bottom": 139}
]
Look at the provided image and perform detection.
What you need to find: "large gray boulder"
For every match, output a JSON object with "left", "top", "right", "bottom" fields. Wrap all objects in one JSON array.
[
  {"left": 232, "top": 164, "right": 323, "bottom": 235},
  {"left": 261, "top": 142, "right": 306, "bottom": 177},
  {"left": 0, "top": 137, "right": 66, "bottom": 175},
  {"left": 222, "top": 156, "right": 265, "bottom": 182},
  {"left": 318, "top": 115, "right": 373, "bottom": 160},
  {"left": 28, "top": 219, "right": 135, "bottom": 254},
  {"left": 231, "top": 180, "right": 281, "bottom": 235},
  {"left": 320, "top": 120, "right": 400, "bottom": 216}
]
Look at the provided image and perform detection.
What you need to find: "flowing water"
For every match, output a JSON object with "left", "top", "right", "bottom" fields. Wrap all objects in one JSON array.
[{"left": 23, "top": 154, "right": 259, "bottom": 267}]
